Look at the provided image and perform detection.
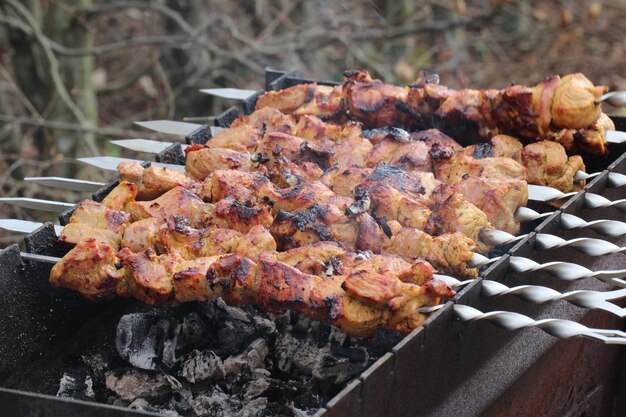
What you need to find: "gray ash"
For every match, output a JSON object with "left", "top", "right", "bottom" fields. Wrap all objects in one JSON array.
[{"left": 57, "top": 300, "right": 401, "bottom": 416}]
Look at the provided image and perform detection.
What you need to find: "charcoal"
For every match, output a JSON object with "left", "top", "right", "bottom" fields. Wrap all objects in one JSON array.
[
  {"left": 168, "top": 384, "right": 194, "bottom": 415},
  {"left": 216, "top": 311, "right": 276, "bottom": 355},
  {"left": 223, "top": 339, "right": 269, "bottom": 378},
  {"left": 178, "top": 349, "right": 225, "bottom": 383},
  {"left": 61, "top": 297, "right": 391, "bottom": 416},
  {"left": 105, "top": 368, "right": 172, "bottom": 402},
  {"left": 56, "top": 370, "right": 95, "bottom": 401},
  {"left": 313, "top": 346, "right": 369, "bottom": 384},
  {"left": 128, "top": 398, "right": 180, "bottom": 416},
  {"left": 191, "top": 386, "right": 237, "bottom": 417},
  {"left": 291, "top": 342, "right": 320, "bottom": 375},
  {"left": 177, "top": 312, "right": 209, "bottom": 351},
  {"left": 275, "top": 333, "right": 302, "bottom": 373},
  {"left": 293, "top": 388, "right": 322, "bottom": 411},
  {"left": 328, "top": 326, "right": 348, "bottom": 346},
  {"left": 116, "top": 313, "right": 181, "bottom": 370},
  {"left": 243, "top": 375, "right": 271, "bottom": 401},
  {"left": 236, "top": 397, "right": 269, "bottom": 417}
]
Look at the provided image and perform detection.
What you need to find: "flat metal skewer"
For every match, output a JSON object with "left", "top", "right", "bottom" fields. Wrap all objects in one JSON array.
[
  {"left": 24, "top": 177, "right": 106, "bottom": 193},
  {"left": 199, "top": 88, "right": 259, "bottom": 100},
  {"left": 0, "top": 197, "right": 74, "bottom": 212},
  {"left": 480, "top": 229, "right": 626, "bottom": 255},
  {"left": 0, "top": 219, "right": 63, "bottom": 235}
]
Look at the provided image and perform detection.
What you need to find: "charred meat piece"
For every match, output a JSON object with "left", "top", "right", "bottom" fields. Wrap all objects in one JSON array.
[
  {"left": 124, "top": 186, "right": 209, "bottom": 227},
  {"left": 185, "top": 147, "right": 255, "bottom": 181},
  {"left": 59, "top": 181, "right": 136, "bottom": 249},
  {"left": 513, "top": 141, "right": 586, "bottom": 193},
  {"left": 256, "top": 83, "right": 346, "bottom": 121},
  {"left": 425, "top": 192, "right": 493, "bottom": 253},
  {"left": 50, "top": 238, "right": 126, "bottom": 300},
  {"left": 119, "top": 163, "right": 194, "bottom": 200},
  {"left": 452, "top": 176, "right": 528, "bottom": 235}
]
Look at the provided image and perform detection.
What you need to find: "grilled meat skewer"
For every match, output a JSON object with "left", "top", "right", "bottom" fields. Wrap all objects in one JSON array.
[
  {"left": 56, "top": 179, "right": 480, "bottom": 278},
  {"left": 49, "top": 234, "right": 453, "bottom": 339},
  {"left": 255, "top": 70, "right": 613, "bottom": 154},
  {"left": 130, "top": 105, "right": 587, "bottom": 193}
]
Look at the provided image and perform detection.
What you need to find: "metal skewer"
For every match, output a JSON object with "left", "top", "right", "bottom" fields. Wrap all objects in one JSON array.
[
  {"left": 199, "top": 88, "right": 258, "bottom": 100},
  {"left": 434, "top": 274, "right": 626, "bottom": 317},
  {"left": 596, "top": 91, "right": 626, "bottom": 107},
  {"left": 452, "top": 305, "right": 626, "bottom": 344},
  {"left": 514, "top": 207, "right": 626, "bottom": 238},
  {"left": 508, "top": 257, "right": 626, "bottom": 286},
  {"left": 480, "top": 229, "right": 626, "bottom": 256}
]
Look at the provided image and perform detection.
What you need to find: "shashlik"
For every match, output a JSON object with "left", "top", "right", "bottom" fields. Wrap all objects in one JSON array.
[
  {"left": 103, "top": 174, "right": 481, "bottom": 278},
  {"left": 255, "top": 71, "right": 612, "bottom": 155},
  {"left": 190, "top": 108, "right": 584, "bottom": 194},
  {"left": 50, "top": 238, "right": 453, "bottom": 338}
]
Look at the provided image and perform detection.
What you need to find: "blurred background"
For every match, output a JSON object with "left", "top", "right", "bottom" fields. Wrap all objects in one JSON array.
[{"left": 1, "top": 0, "right": 625, "bottom": 244}]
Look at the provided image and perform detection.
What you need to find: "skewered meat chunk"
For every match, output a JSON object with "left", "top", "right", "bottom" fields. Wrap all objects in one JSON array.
[
  {"left": 382, "top": 225, "right": 479, "bottom": 279},
  {"left": 210, "top": 197, "right": 274, "bottom": 233},
  {"left": 434, "top": 154, "right": 526, "bottom": 184},
  {"left": 367, "top": 137, "right": 432, "bottom": 171},
  {"left": 256, "top": 70, "right": 610, "bottom": 154},
  {"left": 464, "top": 135, "right": 523, "bottom": 159},
  {"left": 59, "top": 201, "right": 131, "bottom": 250},
  {"left": 124, "top": 186, "right": 209, "bottom": 227},
  {"left": 119, "top": 163, "right": 194, "bottom": 200},
  {"left": 50, "top": 238, "right": 125, "bottom": 299},
  {"left": 513, "top": 141, "right": 586, "bottom": 193},
  {"left": 159, "top": 217, "right": 276, "bottom": 262},
  {"left": 425, "top": 192, "right": 492, "bottom": 253},
  {"left": 59, "top": 181, "right": 137, "bottom": 249},
  {"left": 185, "top": 147, "right": 255, "bottom": 180},
  {"left": 204, "top": 124, "right": 260, "bottom": 152},
  {"left": 256, "top": 83, "right": 346, "bottom": 120},
  {"left": 271, "top": 203, "right": 478, "bottom": 277},
  {"left": 120, "top": 217, "right": 163, "bottom": 253},
  {"left": 231, "top": 106, "right": 296, "bottom": 132},
  {"left": 209, "top": 169, "right": 349, "bottom": 214},
  {"left": 344, "top": 70, "right": 411, "bottom": 128},
  {"left": 451, "top": 176, "right": 528, "bottom": 235}
]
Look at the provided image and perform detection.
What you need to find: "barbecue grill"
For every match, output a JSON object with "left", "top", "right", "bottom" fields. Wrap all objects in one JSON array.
[{"left": 0, "top": 68, "right": 625, "bottom": 417}]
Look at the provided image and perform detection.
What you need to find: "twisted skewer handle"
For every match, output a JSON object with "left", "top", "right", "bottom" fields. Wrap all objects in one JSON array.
[
  {"left": 434, "top": 274, "right": 626, "bottom": 317},
  {"left": 514, "top": 207, "right": 626, "bottom": 238},
  {"left": 534, "top": 234, "right": 626, "bottom": 256},
  {"left": 453, "top": 305, "right": 626, "bottom": 344},
  {"left": 509, "top": 256, "right": 626, "bottom": 286},
  {"left": 585, "top": 194, "right": 626, "bottom": 211}
]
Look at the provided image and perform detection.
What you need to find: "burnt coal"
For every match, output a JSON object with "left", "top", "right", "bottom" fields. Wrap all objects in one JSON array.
[
  {"left": 105, "top": 368, "right": 172, "bottom": 402},
  {"left": 56, "top": 369, "right": 95, "bottom": 401},
  {"left": 116, "top": 313, "right": 180, "bottom": 370},
  {"left": 57, "top": 299, "right": 399, "bottom": 416}
]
